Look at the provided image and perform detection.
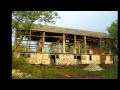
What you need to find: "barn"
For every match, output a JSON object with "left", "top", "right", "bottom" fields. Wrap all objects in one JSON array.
[{"left": 14, "top": 25, "right": 115, "bottom": 65}]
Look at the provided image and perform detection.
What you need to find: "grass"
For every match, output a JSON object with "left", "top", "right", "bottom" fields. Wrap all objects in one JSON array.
[
  {"left": 103, "top": 63, "right": 118, "bottom": 79},
  {"left": 12, "top": 55, "right": 118, "bottom": 79}
]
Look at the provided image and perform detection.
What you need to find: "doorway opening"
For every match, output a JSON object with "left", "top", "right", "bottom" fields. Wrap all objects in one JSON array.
[{"left": 50, "top": 55, "right": 56, "bottom": 65}]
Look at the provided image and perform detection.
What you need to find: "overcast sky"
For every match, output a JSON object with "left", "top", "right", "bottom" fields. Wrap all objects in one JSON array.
[{"left": 47, "top": 11, "right": 118, "bottom": 33}]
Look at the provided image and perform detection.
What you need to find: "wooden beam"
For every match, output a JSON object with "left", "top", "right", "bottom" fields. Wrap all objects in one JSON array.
[
  {"left": 14, "top": 29, "right": 17, "bottom": 48},
  {"left": 29, "top": 31, "right": 31, "bottom": 50},
  {"left": 45, "top": 36, "right": 63, "bottom": 38},
  {"left": 74, "top": 35, "right": 76, "bottom": 54},
  {"left": 42, "top": 32, "right": 45, "bottom": 53},
  {"left": 84, "top": 36, "right": 86, "bottom": 54},
  {"left": 100, "top": 38, "right": 102, "bottom": 54},
  {"left": 63, "top": 34, "right": 65, "bottom": 53}
]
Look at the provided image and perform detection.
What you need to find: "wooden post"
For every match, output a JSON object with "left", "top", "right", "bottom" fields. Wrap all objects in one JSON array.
[
  {"left": 14, "top": 29, "right": 17, "bottom": 48},
  {"left": 42, "top": 32, "right": 45, "bottom": 53},
  {"left": 74, "top": 35, "right": 76, "bottom": 54},
  {"left": 84, "top": 36, "right": 86, "bottom": 54},
  {"left": 63, "top": 34, "right": 65, "bottom": 53},
  {"left": 100, "top": 38, "right": 102, "bottom": 54},
  {"left": 29, "top": 30, "right": 31, "bottom": 50}
]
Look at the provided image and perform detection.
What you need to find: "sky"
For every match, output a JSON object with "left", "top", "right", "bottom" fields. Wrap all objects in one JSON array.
[{"left": 46, "top": 11, "right": 118, "bottom": 33}]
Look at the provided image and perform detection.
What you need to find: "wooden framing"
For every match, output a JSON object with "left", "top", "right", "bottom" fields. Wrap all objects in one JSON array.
[
  {"left": 42, "top": 32, "right": 45, "bottom": 53},
  {"left": 29, "top": 30, "right": 31, "bottom": 50},
  {"left": 100, "top": 38, "right": 102, "bottom": 54},
  {"left": 14, "top": 29, "right": 17, "bottom": 48},
  {"left": 63, "top": 34, "right": 65, "bottom": 53},
  {"left": 84, "top": 36, "right": 86, "bottom": 54},
  {"left": 74, "top": 35, "right": 76, "bottom": 54},
  {"left": 15, "top": 27, "right": 112, "bottom": 55}
]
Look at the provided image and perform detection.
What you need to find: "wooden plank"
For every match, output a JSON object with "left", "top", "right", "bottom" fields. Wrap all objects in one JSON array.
[
  {"left": 22, "top": 35, "right": 42, "bottom": 37},
  {"left": 74, "top": 35, "right": 76, "bottom": 54},
  {"left": 65, "top": 38, "right": 82, "bottom": 41},
  {"left": 63, "top": 34, "right": 65, "bottom": 53},
  {"left": 84, "top": 36, "right": 86, "bottom": 54},
  {"left": 42, "top": 32, "right": 45, "bottom": 53},
  {"left": 29, "top": 31, "right": 31, "bottom": 50},
  {"left": 14, "top": 29, "right": 17, "bottom": 48},
  {"left": 45, "top": 36, "right": 63, "bottom": 38},
  {"left": 100, "top": 38, "right": 102, "bottom": 54}
]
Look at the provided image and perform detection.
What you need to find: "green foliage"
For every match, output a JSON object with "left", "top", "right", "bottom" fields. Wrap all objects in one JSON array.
[
  {"left": 65, "top": 43, "right": 69, "bottom": 52},
  {"left": 12, "top": 11, "right": 60, "bottom": 30},
  {"left": 12, "top": 11, "right": 60, "bottom": 52},
  {"left": 107, "top": 20, "right": 118, "bottom": 39},
  {"left": 49, "top": 44, "right": 53, "bottom": 53},
  {"left": 107, "top": 20, "right": 118, "bottom": 54},
  {"left": 12, "top": 55, "right": 42, "bottom": 79}
]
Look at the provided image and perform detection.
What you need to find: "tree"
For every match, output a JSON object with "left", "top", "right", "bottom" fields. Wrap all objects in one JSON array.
[
  {"left": 12, "top": 11, "right": 60, "bottom": 52},
  {"left": 107, "top": 20, "right": 118, "bottom": 54}
]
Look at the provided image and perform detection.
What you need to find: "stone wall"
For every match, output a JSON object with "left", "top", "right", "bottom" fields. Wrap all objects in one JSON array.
[
  {"left": 81, "top": 55, "right": 100, "bottom": 64},
  {"left": 92, "top": 55, "right": 100, "bottom": 64},
  {"left": 13, "top": 53, "right": 113, "bottom": 65},
  {"left": 56, "top": 54, "right": 77, "bottom": 65},
  {"left": 81, "top": 55, "right": 90, "bottom": 64},
  {"left": 28, "top": 53, "right": 50, "bottom": 64},
  {"left": 105, "top": 55, "right": 113, "bottom": 64}
]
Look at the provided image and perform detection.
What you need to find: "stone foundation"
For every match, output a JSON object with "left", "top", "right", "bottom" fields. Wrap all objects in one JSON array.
[
  {"left": 105, "top": 55, "right": 113, "bottom": 64},
  {"left": 81, "top": 55, "right": 101, "bottom": 64},
  {"left": 28, "top": 53, "right": 50, "bottom": 64},
  {"left": 56, "top": 54, "right": 77, "bottom": 65},
  {"left": 13, "top": 53, "right": 113, "bottom": 65}
]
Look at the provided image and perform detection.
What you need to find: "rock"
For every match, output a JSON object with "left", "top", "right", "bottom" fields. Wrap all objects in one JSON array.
[
  {"left": 84, "top": 64, "right": 104, "bottom": 71},
  {"left": 65, "top": 74, "right": 72, "bottom": 78}
]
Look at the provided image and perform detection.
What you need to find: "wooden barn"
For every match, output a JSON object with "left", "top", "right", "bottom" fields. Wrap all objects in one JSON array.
[{"left": 14, "top": 25, "right": 115, "bottom": 65}]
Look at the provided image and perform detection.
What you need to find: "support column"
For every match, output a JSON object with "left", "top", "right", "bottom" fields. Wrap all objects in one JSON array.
[
  {"left": 42, "top": 32, "right": 45, "bottom": 53},
  {"left": 14, "top": 29, "right": 17, "bottom": 48},
  {"left": 84, "top": 36, "right": 86, "bottom": 54},
  {"left": 63, "top": 34, "right": 65, "bottom": 53},
  {"left": 74, "top": 35, "right": 76, "bottom": 54},
  {"left": 29, "top": 30, "right": 31, "bottom": 50},
  {"left": 100, "top": 38, "right": 102, "bottom": 54}
]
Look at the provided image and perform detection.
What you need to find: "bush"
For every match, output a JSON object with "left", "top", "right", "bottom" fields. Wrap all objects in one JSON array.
[{"left": 12, "top": 54, "right": 42, "bottom": 79}]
